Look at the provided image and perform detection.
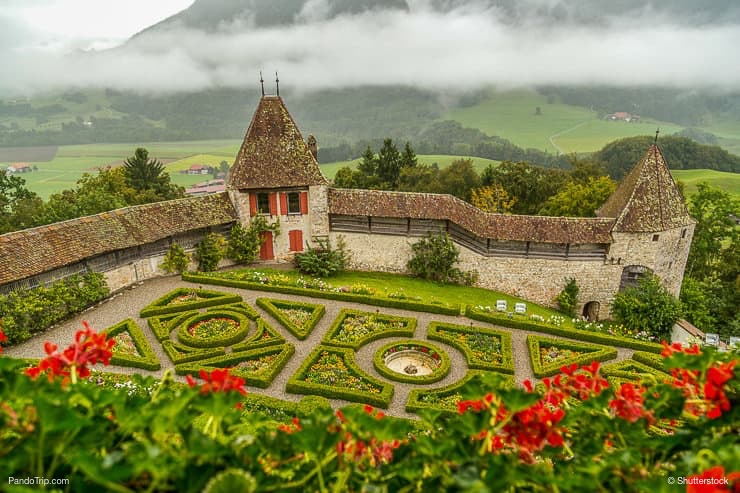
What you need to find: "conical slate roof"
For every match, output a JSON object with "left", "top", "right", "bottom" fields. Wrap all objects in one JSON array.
[
  {"left": 598, "top": 144, "right": 692, "bottom": 232},
  {"left": 228, "top": 96, "right": 327, "bottom": 189}
]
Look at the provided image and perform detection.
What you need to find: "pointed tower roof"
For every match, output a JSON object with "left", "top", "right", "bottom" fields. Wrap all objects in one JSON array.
[
  {"left": 228, "top": 96, "right": 327, "bottom": 189},
  {"left": 597, "top": 144, "right": 693, "bottom": 232}
]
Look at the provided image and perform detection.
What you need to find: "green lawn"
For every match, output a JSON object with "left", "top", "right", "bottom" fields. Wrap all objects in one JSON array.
[
  {"left": 238, "top": 268, "right": 574, "bottom": 327},
  {"left": 672, "top": 169, "right": 740, "bottom": 197},
  {"left": 319, "top": 154, "right": 500, "bottom": 180}
]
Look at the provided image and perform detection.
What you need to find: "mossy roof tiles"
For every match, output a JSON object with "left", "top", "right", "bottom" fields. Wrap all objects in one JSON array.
[
  {"left": 328, "top": 188, "right": 614, "bottom": 244},
  {"left": 597, "top": 144, "right": 693, "bottom": 232},
  {"left": 228, "top": 96, "right": 327, "bottom": 190},
  {"left": 0, "top": 193, "right": 236, "bottom": 285}
]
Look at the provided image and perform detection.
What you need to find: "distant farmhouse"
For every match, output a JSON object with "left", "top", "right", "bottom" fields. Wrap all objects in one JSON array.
[
  {"left": 185, "top": 179, "right": 226, "bottom": 196},
  {"left": 0, "top": 89, "right": 694, "bottom": 322},
  {"left": 6, "top": 162, "right": 32, "bottom": 173},
  {"left": 184, "top": 164, "right": 212, "bottom": 175},
  {"left": 606, "top": 112, "right": 641, "bottom": 122}
]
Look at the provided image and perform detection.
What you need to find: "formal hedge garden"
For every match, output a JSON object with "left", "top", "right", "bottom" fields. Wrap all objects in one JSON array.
[
  {"left": 372, "top": 339, "right": 451, "bottom": 384},
  {"left": 428, "top": 322, "right": 514, "bottom": 374},
  {"left": 527, "top": 335, "right": 618, "bottom": 378},
  {"left": 322, "top": 309, "right": 417, "bottom": 349},
  {"left": 255, "top": 297, "right": 325, "bottom": 340},
  {"left": 102, "top": 319, "right": 161, "bottom": 371}
]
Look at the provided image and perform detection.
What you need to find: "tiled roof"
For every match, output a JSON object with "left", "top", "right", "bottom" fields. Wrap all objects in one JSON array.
[
  {"left": 328, "top": 188, "right": 614, "bottom": 244},
  {"left": 228, "top": 96, "right": 328, "bottom": 189},
  {"left": 0, "top": 193, "right": 236, "bottom": 285},
  {"left": 597, "top": 144, "right": 693, "bottom": 232}
]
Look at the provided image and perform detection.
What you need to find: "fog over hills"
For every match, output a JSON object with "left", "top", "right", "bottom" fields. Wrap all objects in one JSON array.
[{"left": 2, "top": 0, "right": 740, "bottom": 94}]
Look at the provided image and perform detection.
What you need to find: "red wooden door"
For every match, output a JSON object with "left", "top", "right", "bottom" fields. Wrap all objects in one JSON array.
[{"left": 259, "top": 231, "right": 274, "bottom": 260}]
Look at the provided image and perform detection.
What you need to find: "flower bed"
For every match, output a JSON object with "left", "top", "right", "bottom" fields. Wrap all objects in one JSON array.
[
  {"left": 372, "top": 340, "right": 451, "bottom": 384},
  {"left": 161, "top": 340, "right": 225, "bottom": 365},
  {"left": 102, "top": 319, "right": 160, "bottom": 371},
  {"left": 406, "top": 371, "right": 515, "bottom": 415},
  {"left": 139, "top": 288, "right": 242, "bottom": 317},
  {"left": 147, "top": 312, "right": 195, "bottom": 342},
  {"left": 427, "top": 322, "right": 514, "bottom": 374},
  {"left": 322, "top": 309, "right": 416, "bottom": 349},
  {"left": 232, "top": 319, "right": 286, "bottom": 352},
  {"left": 527, "top": 335, "right": 617, "bottom": 378},
  {"left": 256, "top": 298, "right": 325, "bottom": 340},
  {"left": 207, "top": 302, "right": 260, "bottom": 321},
  {"left": 286, "top": 346, "right": 393, "bottom": 408},
  {"left": 175, "top": 344, "right": 294, "bottom": 389},
  {"left": 465, "top": 305, "right": 663, "bottom": 353},
  {"left": 183, "top": 272, "right": 461, "bottom": 316},
  {"left": 176, "top": 312, "right": 249, "bottom": 348}
]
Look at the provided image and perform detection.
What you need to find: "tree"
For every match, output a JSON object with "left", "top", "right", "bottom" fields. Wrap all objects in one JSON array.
[
  {"left": 679, "top": 276, "right": 716, "bottom": 333},
  {"left": 123, "top": 147, "right": 183, "bottom": 200},
  {"left": 555, "top": 278, "right": 579, "bottom": 317},
  {"left": 400, "top": 141, "right": 418, "bottom": 168},
  {"left": 0, "top": 170, "right": 42, "bottom": 234},
  {"left": 376, "top": 138, "right": 402, "bottom": 188},
  {"left": 610, "top": 274, "right": 682, "bottom": 341},
  {"left": 195, "top": 233, "right": 227, "bottom": 272},
  {"left": 407, "top": 231, "right": 475, "bottom": 284},
  {"left": 226, "top": 216, "right": 278, "bottom": 264},
  {"left": 538, "top": 176, "right": 616, "bottom": 217},
  {"left": 471, "top": 184, "right": 516, "bottom": 213},
  {"left": 434, "top": 159, "right": 481, "bottom": 201},
  {"left": 160, "top": 243, "right": 191, "bottom": 273},
  {"left": 480, "top": 161, "right": 569, "bottom": 215}
]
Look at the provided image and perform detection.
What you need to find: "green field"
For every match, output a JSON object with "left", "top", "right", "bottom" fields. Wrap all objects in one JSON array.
[
  {"left": 320, "top": 154, "right": 500, "bottom": 179},
  {"left": 672, "top": 169, "right": 740, "bottom": 197},
  {"left": 447, "top": 90, "right": 710, "bottom": 154},
  {"left": 0, "top": 140, "right": 241, "bottom": 199}
]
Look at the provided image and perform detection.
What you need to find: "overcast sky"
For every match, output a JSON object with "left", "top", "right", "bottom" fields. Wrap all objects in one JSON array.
[{"left": 1, "top": 0, "right": 739, "bottom": 95}]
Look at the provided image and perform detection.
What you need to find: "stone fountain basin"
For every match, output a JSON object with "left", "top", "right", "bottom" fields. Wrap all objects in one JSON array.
[{"left": 384, "top": 350, "right": 439, "bottom": 376}]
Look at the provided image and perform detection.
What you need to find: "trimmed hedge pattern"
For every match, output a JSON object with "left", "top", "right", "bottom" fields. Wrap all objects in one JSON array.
[
  {"left": 148, "top": 312, "right": 196, "bottom": 342},
  {"left": 176, "top": 311, "right": 250, "bottom": 348},
  {"left": 372, "top": 340, "right": 451, "bottom": 384},
  {"left": 161, "top": 340, "right": 225, "bottom": 364},
  {"left": 427, "top": 322, "right": 514, "bottom": 374},
  {"left": 232, "top": 318, "right": 286, "bottom": 352},
  {"left": 182, "top": 272, "right": 461, "bottom": 315},
  {"left": 256, "top": 298, "right": 325, "bottom": 340},
  {"left": 322, "top": 309, "right": 417, "bottom": 349},
  {"left": 176, "top": 344, "right": 295, "bottom": 389},
  {"left": 207, "top": 302, "right": 260, "bottom": 320},
  {"left": 103, "top": 319, "right": 161, "bottom": 371},
  {"left": 527, "top": 335, "right": 618, "bottom": 378},
  {"left": 632, "top": 351, "right": 668, "bottom": 372},
  {"left": 406, "top": 370, "right": 515, "bottom": 415},
  {"left": 286, "top": 345, "right": 394, "bottom": 408},
  {"left": 139, "top": 288, "right": 241, "bottom": 317},
  {"left": 464, "top": 306, "right": 663, "bottom": 353},
  {"left": 600, "top": 360, "right": 669, "bottom": 383}
]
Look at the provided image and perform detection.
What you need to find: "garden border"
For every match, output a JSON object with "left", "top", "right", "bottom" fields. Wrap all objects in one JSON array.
[
  {"left": 631, "top": 351, "right": 668, "bottom": 372},
  {"left": 176, "top": 311, "right": 250, "bottom": 348},
  {"left": 286, "top": 345, "right": 394, "bottom": 408},
  {"left": 406, "top": 370, "right": 515, "bottom": 415},
  {"left": 103, "top": 319, "right": 161, "bottom": 371},
  {"left": 232, "top": 318, "right": 286, "bottom": 352},
  {"left": 600, "top": 359, "right": 668, "bottom": 382},
  {"left": 256, "top": 298, "right": 326, "bottom": 340},
  {"left": 182, "top": 272, "right": 461, "bottom": 315},
  {"left": 207, "top": 302, "right": 260, "bottom": 320},
  {"left": 464, "top": 306, "right": 663, "bottom": 353},
  {"left": 527, "top": 335, "right": 618, "bottom": 378},
  {"left": 139, "top": 287, "right": 241, "bottom": 317},
  {"left": 427, "top": 322, "right": 514, "bottom": 374},
  {"left": 161, "top": 340, "right": 226, "bottom": 365},
  {"left": 372, "top": 339, "right": 451, "bottom": 384},
  {"left": 322, "top": 309, "right": 417, "bottom": 349}
]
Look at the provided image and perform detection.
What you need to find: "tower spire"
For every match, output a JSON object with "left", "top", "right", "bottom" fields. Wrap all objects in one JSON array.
[
  {"left": 259, "top": 71, "right": 265, "bottom": 96},
  {"left": 275, "top": 72, "right": 280, "bottom": 97},
  {"left": 654, "top": 128, "right": 660, "bottom": 144}
]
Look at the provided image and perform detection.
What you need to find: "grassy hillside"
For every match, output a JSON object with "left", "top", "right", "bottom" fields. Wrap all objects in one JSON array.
[
  {"left": 672, "top": 169, "right": 740, "bottom": 197},
  {"left": 446, "top": 90, "right": 683, "bottom": 154},
  {"left": 319, "top": 155, "right": 500, "bottom": 180}
]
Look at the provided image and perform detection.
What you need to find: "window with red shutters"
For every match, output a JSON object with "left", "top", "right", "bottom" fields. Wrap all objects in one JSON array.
[
  {"left": 279, "top": 192, "right": 288, "bottom": 215},
  {"left": 299, "top": 191, "right": 308, "bottom": 214},
  {"left": 269, "top": 193, "right": 278, "bottom": 215},
  {"left": 249, "top": 193, "right": 257, "bottom": 216}
]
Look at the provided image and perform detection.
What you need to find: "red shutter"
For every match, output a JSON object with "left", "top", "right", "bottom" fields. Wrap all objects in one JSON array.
[
  {"left": 269, "top": 192, "right": 278, "bottom": 216},
  {"left": 299, "top": 191, "right": 308, "bottom": 214},
  {"left": 289, "top": 230, "right": 304, "bottom": 252},
  {"left": 249, "top": 193, "right": 257, "bottom": 216},
  {"left": 279, "top": 192, "right": 288, "bottom": 215},
  {"left": 288, "top": 230, "right": 296, "bottom": 251}
]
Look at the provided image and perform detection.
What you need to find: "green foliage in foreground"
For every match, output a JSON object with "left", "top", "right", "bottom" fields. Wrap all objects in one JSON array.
[
  {"left": 611, "top": 274, "right": 682, "bottom": 342},
  {"left": 1, "top": 346, "right": 738, "bottom": 492}
]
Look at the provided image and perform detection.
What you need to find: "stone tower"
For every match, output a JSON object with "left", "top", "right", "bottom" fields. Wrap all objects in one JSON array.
[
  {"left": 227, "top": 95, "right": 328, "bottom": 261},
  {"left": 597, "top": 144, "right": 695, "bottom": 298}
]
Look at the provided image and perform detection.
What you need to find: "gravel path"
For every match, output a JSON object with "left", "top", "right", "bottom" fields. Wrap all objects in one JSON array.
[{"left": 4, "top": 274, "right": 636, "bottom": 419}]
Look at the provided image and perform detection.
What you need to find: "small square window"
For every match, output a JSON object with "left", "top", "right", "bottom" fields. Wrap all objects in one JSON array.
[
  {"left": 257, "top": 193, "right": 270, "bottom": 214},
  {"left": 652, "top": 234, "right": 660, "bottom": 242},
  {"left": 287, "top": 192, "right": 301, "bottom": 214}
]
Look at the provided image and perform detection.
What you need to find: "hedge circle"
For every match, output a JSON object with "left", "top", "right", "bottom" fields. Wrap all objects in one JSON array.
[
  {"left": 176, "top": 312, "right": 250, "bottom": 348},
  {"left": 373, "top": 340, "right": 450, "bottom": 384}
]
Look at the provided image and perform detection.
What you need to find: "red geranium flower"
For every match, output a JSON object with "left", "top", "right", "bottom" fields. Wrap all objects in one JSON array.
[{"left": 186, "top": 368, "right": 247, "bottom": 397}]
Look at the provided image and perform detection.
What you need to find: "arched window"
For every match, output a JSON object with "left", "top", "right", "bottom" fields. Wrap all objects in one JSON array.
[{"left": 619, "top": 265, "right": 652, "bottom": 290}]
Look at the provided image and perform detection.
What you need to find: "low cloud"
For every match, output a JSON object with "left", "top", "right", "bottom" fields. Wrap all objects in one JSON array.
[{"left": 2, "top": 5, "right": 740, "bottom": 95}]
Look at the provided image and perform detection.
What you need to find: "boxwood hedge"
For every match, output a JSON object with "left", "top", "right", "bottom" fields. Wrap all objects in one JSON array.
[
  {"left": 372, "top": 339, "right": 451, "bottom": 384},
  {"left": 175, "top": 343, "right": 295, "bottom": 389},
  {"left": 148, "top": 312, "right": 196, "bottom": 342},
  {"left": 322, "top": 309, "right": 417, "bottom": 349},
  {"left": 631, "top": 351, "right": 668, "bottom": 372},
  {"left": 528, "top": 335, "right": 618, "bottom": 378},
  {"left": 427, "top": 322, "right": 514, "bottom": 375},
  {"left": 256, "top": 298, "right": 325, "bottom": 340},
  {"left": 600, "top": 359, "right": 669, "bottom": 382},
  {"left": 232, "top": 318, "right": 286, "bottom": 352},
  {"left": 139, "top": 288, "right": 241, "bottom": 317},
  {"left": 207, "top": 302, "right": 260, "bottom": 321},
  {"left": 161, "top": 340, "right": 226, "bottom": 365},
  {"left": 176, "top": 311, "right": 250, "bottom": 348},
  {"left": 464, "top": 306, "right": 663, "bottom": 353},
  {"left": 103, "top": 319, "right": 161, "bottom": 371},
  {"left": 286, "top": 345, "right": 394, "bottom": 408},
  {"left": 406, "top": 370, "right": 515, "bottom": 415},
  {"left": 182, "top": 272, "right": 461, "bottom": 315}
]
